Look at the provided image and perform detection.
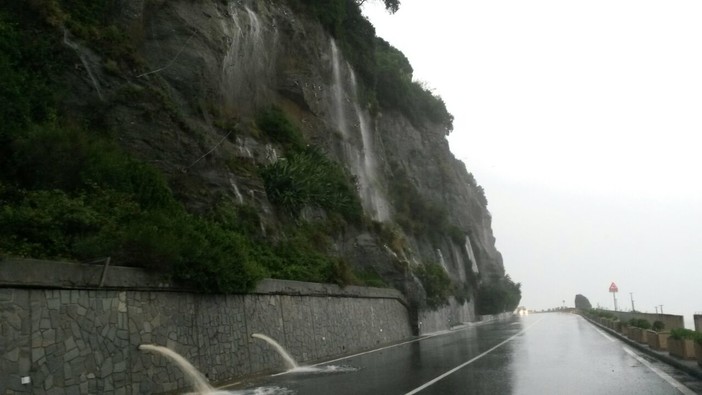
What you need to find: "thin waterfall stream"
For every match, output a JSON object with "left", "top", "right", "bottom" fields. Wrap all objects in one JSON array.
[
  {"left": 63, "top": 29, "right": 104, "bottom": 101},
  {"left": 329, "top": 39, "right": 390, "bottom": 221}
]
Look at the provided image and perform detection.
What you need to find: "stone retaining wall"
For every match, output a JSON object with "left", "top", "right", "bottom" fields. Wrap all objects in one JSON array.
[
  {"left": 607, "top": 310, "right": 685, "bottom": 330},
  {"left": 0, "top": 261, "right": 413, "bottom": 394}
]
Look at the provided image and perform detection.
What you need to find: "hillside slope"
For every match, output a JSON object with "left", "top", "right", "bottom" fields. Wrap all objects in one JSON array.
[{"left": 0, "top": 0, "right": 518, "bottom": 331}]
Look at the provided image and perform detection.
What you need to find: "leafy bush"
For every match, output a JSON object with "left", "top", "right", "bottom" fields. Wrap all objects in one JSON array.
[
  {"left": 652, "top": 321, "right": 665, "bottom": 332},
  {"left": 591, "top": 310, "right": 616, "bottom": 320},
  {"left": 353, "top": 268, "right": 387, "bottom": 288},
  {"left": 476, "top": 275, "right": 522, "bottom": 315},
  {"left": 633, "top": 319, "right": 651, "bottom": 330},
  {"left": 414, "top": 263, "right": 452, "bottom": 310},
  {"left": 0, "top": 7, "right": 64, "bottom": 166},
  {"left": 669, "top": 328, "right": 699, "bottom": 341},
  {"left": 256, "top": 106, "right": 305, "bottom": 150},
  {"left": 0, "top": 186, "right": 106, "bottom": 259},
  {"left": 594, "top": 309, "right": 617, "bottom": 320},
  {"left": 260, "top": 146, "right": 362, "bottom": 221},
  {"left": 7, "top": 124, "right": 176, "bottom": 209},
  {"left": 374, "top": 38, "right": 453, "bottom": 133}
]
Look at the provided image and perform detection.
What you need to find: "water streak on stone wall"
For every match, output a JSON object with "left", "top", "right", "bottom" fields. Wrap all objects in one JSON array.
[{"left": 0, "top": 283, "right": 411, "bottom": 394}]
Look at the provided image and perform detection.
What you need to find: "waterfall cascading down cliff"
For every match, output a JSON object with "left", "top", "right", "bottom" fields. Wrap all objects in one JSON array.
[
  {"left": 330, "top": 40, "right": 349, "bottom": 140},
  {"left": 329, "top": 39, "right": 390, "bottom": 221},
  {"left": 105, "top": 0, "right": 503, "bottom": 331},
  {"left": 220, "top": 3, "right": 276, "bottom": 114},
  {"left": 349, "top": 70, "right": 391, "bottom": 222},
  {"left": 63, "top": 29, "right": 104, "bottom": 101},
  {"left": 465, "top": 236, "right": 480, "bottom": 275},
  {"left": 436, "top": 249, "right": 449, "bottom": 273},
  {"left": 228, "top": 175, "right": 245, "bottom": 204}
]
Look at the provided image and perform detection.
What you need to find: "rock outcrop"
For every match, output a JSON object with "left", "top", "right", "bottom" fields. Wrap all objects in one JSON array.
[{"left": 60, "top": 0, "right": 505, "bottom": 331}]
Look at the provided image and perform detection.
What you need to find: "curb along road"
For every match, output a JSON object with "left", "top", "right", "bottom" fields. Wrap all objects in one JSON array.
[{"left": 583, "top": 315, "right": 702, "bottom": 382}]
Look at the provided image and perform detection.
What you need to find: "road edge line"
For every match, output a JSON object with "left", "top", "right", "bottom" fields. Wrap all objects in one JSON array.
[
  {"left": 623, "top": 347, "right": 697, "bottom": 395},
  {"left": 404, "top": 317, "right": 544, "bottom": 395}
]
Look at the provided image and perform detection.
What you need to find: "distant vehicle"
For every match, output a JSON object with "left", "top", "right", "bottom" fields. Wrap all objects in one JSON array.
[{"left": 515, "top": 306, "right": 529, "bottom": 316}]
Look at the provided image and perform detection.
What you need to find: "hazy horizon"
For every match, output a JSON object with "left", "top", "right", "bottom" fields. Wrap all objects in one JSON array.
[{"left": 363, "top": 0, "right": 701, "bottom": 328}]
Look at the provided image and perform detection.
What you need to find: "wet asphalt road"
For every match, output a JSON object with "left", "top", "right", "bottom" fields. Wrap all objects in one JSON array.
[{"left": 224, "top": 313, "right": 702, "bottom": 395}]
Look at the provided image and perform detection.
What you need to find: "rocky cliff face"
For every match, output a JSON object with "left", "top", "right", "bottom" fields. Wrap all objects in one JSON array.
[{"left": 63, "top": 0, "right": 504, "bottom": 331}]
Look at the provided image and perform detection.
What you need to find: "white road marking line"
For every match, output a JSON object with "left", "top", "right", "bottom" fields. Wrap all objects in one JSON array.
[
  {"left": 222, "top": 318, "right": 526, "bottom": 390},
  {"left": 310, "top": 331, "right": 445, "bottom": 367},
  {"left": 222, "top": 329, "right": 454, "bottom": 386},
  {"left": 622, "top": 347, "right": 697, "bottom": 395},
  {"left": 315, "top": 320, "right": 514, "bottom": 366},
  {"left": 579, "top": 314, "right": 615, "bottom": 342},
  {"left": 404, "top": 318, "right": 544, "bottom": 395},
  {"left": 593, "top": 326, "right": 615, "bottom": 342}
]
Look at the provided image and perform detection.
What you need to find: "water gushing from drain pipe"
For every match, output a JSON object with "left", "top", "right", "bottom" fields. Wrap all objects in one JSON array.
[
  {"left": 138, "top": 344, "right": 213, "bottom": 394},
  {"left": 251, "top": 333, "right": 299, "bottom": 370}
]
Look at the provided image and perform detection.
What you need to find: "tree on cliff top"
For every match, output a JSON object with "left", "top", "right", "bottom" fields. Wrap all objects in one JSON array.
[
  {"left": 574, "top": 294, "right": 592, "bottom": 310},
  {"left": 476, "top": 275, "right": 521, "bottom": 315},
  {"left": 355, "top": 0, "right": 401, "bottom": 14}
]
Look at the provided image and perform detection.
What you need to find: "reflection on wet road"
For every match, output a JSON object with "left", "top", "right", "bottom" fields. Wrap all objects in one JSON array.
[{"left": 223, "top": 313, "right": 701, "bottom": 394}]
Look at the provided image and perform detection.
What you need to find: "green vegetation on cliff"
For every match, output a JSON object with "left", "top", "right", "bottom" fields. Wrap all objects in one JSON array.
[
  {"left": 257, "top": 107, "right": 363, "bottom": 221},
  {"left": 0, "top": 2, "right": 367, "bottom": 293},
  {"left": 476, "top": 275, "right": 522, "bottom": 315},
  {"left": 413, "top": 263, "right": 452, "bottom": 309},
  {"left": 0, "top": 0, "right": 503, "bottom": 305},
  {"left": 288, "top": 0, "right": 453, "bottom": 133}
]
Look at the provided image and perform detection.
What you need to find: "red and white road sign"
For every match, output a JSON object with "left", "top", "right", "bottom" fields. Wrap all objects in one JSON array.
[{"left": 609, "top": 282, "right": 619, "bottom": 293}]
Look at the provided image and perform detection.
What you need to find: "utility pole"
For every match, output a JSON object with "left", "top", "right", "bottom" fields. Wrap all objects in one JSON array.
[
  {"left": 659, "top": 305, "right": 664, "bottom": 314},
  {"left": 655, "top": 306, "right": 659, "bottom": 314},
  {"left": 609, "top": 282, "right": 619, "bottom": 312},
  {"left": 613, "top": 293, "right": 618, "bottom": 311},
  {"left": 630, "top": 292, "right": 635, "bottom": 312}
]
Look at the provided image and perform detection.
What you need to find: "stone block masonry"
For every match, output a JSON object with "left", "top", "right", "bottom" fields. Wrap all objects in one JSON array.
[
  {"left": 604, "top": 310, "right": 686, "bottom": 331},
  {"left": 0, "top": 261, "right": 413, "bottom": 394}
]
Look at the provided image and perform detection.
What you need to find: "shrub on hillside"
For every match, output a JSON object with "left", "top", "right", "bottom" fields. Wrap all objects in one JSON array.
[
  {"left": 669, "top": 328, "right": 699, "bottom": 341},
  {"left": 260, "top": 146, "right": 362, "bottom": 221},
  {"left": 414, "top": 263, "right": 452, "bottom": 310},
  {"left": 476, "top": 274, "right": 521, "bottom": 315}
]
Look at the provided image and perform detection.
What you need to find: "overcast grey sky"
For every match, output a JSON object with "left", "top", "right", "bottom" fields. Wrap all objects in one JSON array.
[{"left": 363, "top": 0, "right": 702, "bottom": 327}]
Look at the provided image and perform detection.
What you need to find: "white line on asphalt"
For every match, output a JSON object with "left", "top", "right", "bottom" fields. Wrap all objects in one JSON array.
[
  {"left": 222, "top": 331, "right": 452, "bottom": 385},
  {"left": 593, "top": 326, "right": 615, "bottom": 342},
  {"left": 222, "top": 319, "right": 525, "bottom": 389},
  {"left": 404, "top": 318, "right": 544, "bottom": 395},
  {"left": 622, "top": 347, "right": 697, "bottom": 395},
  {"left": 309, "top": 331, "right": 445, "bottom": 367}
]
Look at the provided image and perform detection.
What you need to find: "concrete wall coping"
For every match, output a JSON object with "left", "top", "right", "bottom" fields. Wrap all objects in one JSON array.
[
  {"left": 595, "top": 308, "right": 686, "bottom": 330},
  {"left": 0, "top": 257, "right": 178, "bottom": 290},
  {"left": 0, "top": 257, "right": 407, "bottom": 304},
  {"left": 253, "top": 278, "right": 406, "bottom": 303}
]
